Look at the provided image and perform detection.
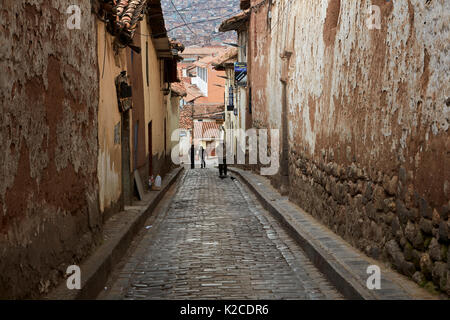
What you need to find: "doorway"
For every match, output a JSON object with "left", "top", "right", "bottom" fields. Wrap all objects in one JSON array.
[
  {"left": 148, "top": 121, "right": 153, "bottom": 177},
  {"left": 121, "top": 110, "right": 132, "bottom": 207},
  {"left": 207, "top": 141, "right": 216, "bottom": 157}
]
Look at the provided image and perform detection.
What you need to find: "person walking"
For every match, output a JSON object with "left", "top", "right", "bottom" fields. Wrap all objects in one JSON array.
[
  {"left": 200, "top": 145, "right": 206, "bottom": 169},
  {"left": 190, "top": 144, "right": 195, "bottom": 169},
  {"left": 217, "top": 141, "right": 228, "bottom": 178}
]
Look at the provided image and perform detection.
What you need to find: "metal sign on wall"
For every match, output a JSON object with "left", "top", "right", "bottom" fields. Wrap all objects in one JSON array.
[{"left": 234, "top": 62, "right": 247, "bottom": 87}]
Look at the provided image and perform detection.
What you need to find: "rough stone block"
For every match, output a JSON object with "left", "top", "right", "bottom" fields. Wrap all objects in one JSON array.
[
  {"left": 373, "top": 185, "right": 386, "bottom": 211},
  {"left": 419, "top": 198, "right": 433, "bottom": 219},
  {"left": 362, "top": 182, "right": 373, "bottom": 204},
  {"left": 439, "top": 221, "right": 448, "bottom": 243},
  {"left": 440, "top": 205, "right": 449, "bottom": 221},
  {"left": 419, "top": 218, "right": 433, "bottom": 235},
  {"left": 404, "top": 242, "right": 414, "bottom": 261},
  {"left": 386, "top": 176, "right": 398, "bottom": 196},
  {"left": 405, "top": 221, "right": 416, "bottom": 244},
  {"left": 419, "top": 253, "right": 433, "bottom": 278},
  {"left": 402, "top": 260, "right": 416, "bottom": 277},
  {"left": 429, "top": 238, "right": 442, "bottom": 262},
  {"left": 432, "top": 209, "right": 441, "bottom": 227},
  {"left": 407, "top": 208, "right": 420, "bottom": 222},
  {"left": 412, "top": 271, "right": 426, "bottom": 286},
  {"left": 431, "top": 262, "right": 447, "bottom": 290},
  {"left": 386, "top": 239, "right": 405, "bottom": 269},
  {"left": 396, "top": 200, "right": 409, "bottom": 225}
]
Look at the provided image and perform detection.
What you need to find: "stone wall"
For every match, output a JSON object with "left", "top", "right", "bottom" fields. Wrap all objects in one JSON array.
[
  {"left": 247, "top": 0, "right": 449, "bottom": 294},
  {"left": 0, "top": 1, "right": 100, "bottom": 298}
]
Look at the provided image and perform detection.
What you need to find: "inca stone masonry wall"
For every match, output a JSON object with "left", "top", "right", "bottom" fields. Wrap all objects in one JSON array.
[
  {"left": 0, "top": 1, "right": 100, "bottom": 298},
  {"left": 247, "top": 0, "right": 449, "bottom": 294}
]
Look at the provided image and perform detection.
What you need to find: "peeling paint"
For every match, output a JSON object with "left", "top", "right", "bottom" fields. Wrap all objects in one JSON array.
[
  {"left": 247, "top": 0, "right": 449, "bottom": 292},
  {"left": 0, "top": 1, "right": 100, "bottom": 298}
]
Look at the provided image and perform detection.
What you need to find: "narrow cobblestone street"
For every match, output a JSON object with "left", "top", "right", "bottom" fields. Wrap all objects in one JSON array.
[{"left": 98, "top": 169, "right": 343, "bottom": 300}]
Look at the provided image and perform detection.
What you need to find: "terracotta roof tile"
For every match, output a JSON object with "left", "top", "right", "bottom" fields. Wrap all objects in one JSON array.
[
  {"left": 213, "top": 47, "right": 238, "bottom": 68},
  {"left": 219, "top": 10, "right": 250, "bottom": 32},
  {"left": 194, "top": 122, "right": 222, "bottom": 140},
  {"left": 171, "top": 82, "right": 187, "bottom": 97}
]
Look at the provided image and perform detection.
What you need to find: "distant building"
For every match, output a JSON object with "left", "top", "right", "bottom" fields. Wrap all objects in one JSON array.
[{"left": 177, "top": 46, "right": 229, "bottom": 163}]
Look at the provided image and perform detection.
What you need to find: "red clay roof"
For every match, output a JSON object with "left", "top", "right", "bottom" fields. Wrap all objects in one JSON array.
[
  {"left": 171, "top": 82, "right": 187, "bottom": 97},
  {"left": 194, "top": 122, "right": 222, "bottom": 140},
  {"left": 193, "top": 55, "right": 217, "bottom": 68},
  {"left": 193, "top": 103, "right": 225, "bottom": 120},
  {"left": 219, "top": 10, "right": 250, "bottom": 32},
  {"left": 185, "top": 84, "right": 204, "bottom": 103},
  {"left": 179, "top": 105, "right": 193, "bottom": 130},
  {"left": 213, "top": 47, "right": 238, "bottom": 69},
  {"left": 182, "top": 46, "right": 227, "bottom": 57}
]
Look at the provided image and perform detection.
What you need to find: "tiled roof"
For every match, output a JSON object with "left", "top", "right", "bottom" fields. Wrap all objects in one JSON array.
[
  {"left": 194, "top": 121, "right": 222, "bottom": 140},
  {"left": 193, "top": 103, "right": 225, "bottom": 120},
  {"left": 182, "top": 46, "right": 227, "bottom": 57},
  {"left": 219, "top": 10, "right": 250, "bottom": 32},
  {"left": 171, "top": 82, "right": 187, "bottom": 97},
  {"left": 193, "top": 55, "right": 217, "bottom": 68},
  {"left": 213, "top": 47, "right": 238, "bottom": 69},
  {"left": 179, "top": 105, "right": 193, "bottom": 130},
  {"left": 185, "top": 84, "right": 204, "bottom": 103},
  {"left": 94, "top": 0, "right": 148, "bottom": 45}
]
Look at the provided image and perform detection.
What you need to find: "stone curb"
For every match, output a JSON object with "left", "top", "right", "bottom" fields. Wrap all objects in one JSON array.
[
  {"left": 46, "top": 167, "right": 184, "bottom": 300},
  {"left": 229, "top": 167, "right": 435, "bottom": 300}
]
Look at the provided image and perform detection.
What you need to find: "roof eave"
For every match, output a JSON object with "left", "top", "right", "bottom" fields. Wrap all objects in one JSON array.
[{"left": 219, "top": 11, "right": 250, "bottom": 32}]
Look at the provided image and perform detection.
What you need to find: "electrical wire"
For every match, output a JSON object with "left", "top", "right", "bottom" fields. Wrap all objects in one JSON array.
[
  {"left": 136, "top": 10, "right": 241, "bottom": 38},
  {"left": 169, "top": 0, "right": 197, "bottom": 36}
]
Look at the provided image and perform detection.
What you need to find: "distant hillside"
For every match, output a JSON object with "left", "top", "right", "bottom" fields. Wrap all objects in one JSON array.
[{"left": 161, "top": 0, "right": 240, "bottom": 46}]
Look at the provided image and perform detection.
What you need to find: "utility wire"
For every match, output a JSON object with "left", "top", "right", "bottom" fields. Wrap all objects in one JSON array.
[
  {"left": 136, "top": 10, "right": 241, "bottom": 38},
  {"left": 169, "top": 0, "right": 197, "bottom": 37},
  {"left": 165, "top": 5, "right": 237, "bottom": 13}
]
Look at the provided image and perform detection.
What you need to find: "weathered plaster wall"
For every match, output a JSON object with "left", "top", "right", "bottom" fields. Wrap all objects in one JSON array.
[
  {"left": 139, "top": 19, "right": 169, "bottom": 178},
  {"left": 0, "top": 1, "right": 100, "bottom": 298},
  {"left": 168, "top": 95, "right": 181, "bottom": 155},
  {"left": 196, "top": 67, "right": 226, "bottom": 104},
  {"left": 97, "top": 21, "right": 127, "bottom": 215},
  {"left": 127, "top": 33, "right": 146, "bottom": 176},
  {"left": 249, "top": 0, "right": 449, "bottom": 293}
]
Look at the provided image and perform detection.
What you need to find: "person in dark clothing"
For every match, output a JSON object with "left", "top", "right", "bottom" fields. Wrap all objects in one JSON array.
[
  {"left": 200, "top": 146, "right": 206, "bottom": 169},
  {"left": 190, "top": 144, "right": 195, "bottom": 169},
  {"left": 217, "top": 141, "right": 228, "bottom": 178}
]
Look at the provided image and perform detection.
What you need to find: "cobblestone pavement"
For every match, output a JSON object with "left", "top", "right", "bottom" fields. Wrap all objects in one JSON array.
[{"left": 98, "top": 169, "right": 344, "bottom": 300}]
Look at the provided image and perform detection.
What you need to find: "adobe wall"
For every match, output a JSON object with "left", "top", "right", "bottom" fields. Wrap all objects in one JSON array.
[
  {"left": 248, "top": 0, "right": 449, "bottom": 293},
  {"left": 0, "top": 1, "right": 100, "bottom": 298}
]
